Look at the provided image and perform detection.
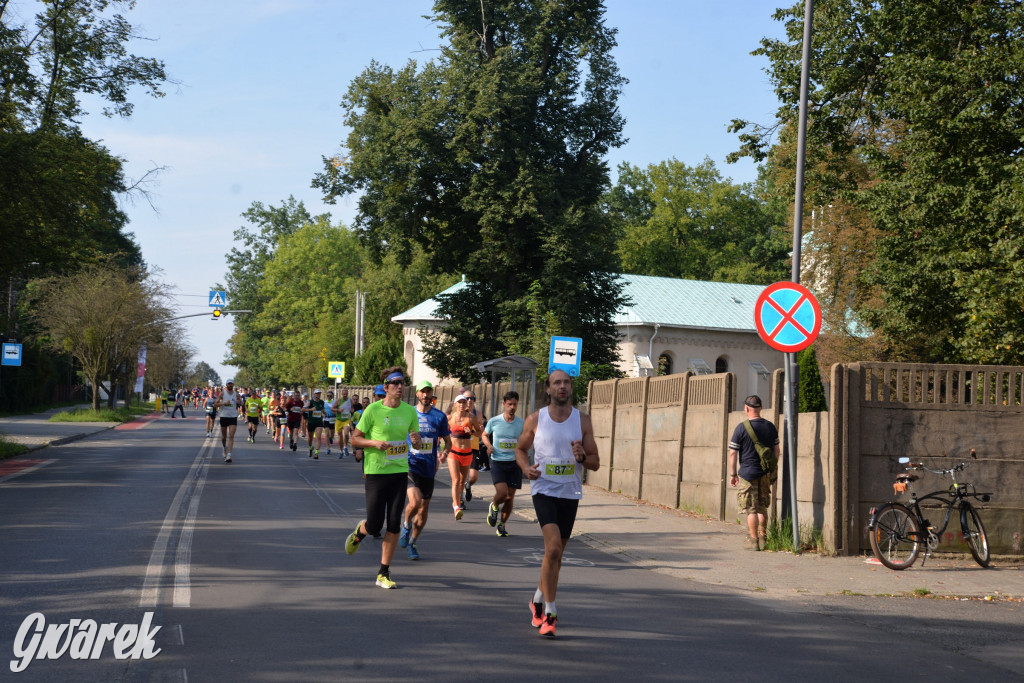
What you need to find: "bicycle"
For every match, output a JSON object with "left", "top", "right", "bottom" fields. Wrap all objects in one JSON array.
[{"left": 868, "top": 449, "right": 992, "bottom": 570}]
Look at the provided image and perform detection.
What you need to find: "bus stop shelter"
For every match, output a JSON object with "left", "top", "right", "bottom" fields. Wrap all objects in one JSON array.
[{"left": 471, "top": 355, "right": 540, "bottom": 415}]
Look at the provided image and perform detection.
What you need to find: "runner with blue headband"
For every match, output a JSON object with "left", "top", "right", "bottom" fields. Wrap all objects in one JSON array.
[{"left": 345, "top": 366, "right": 422, "bottom": 589}]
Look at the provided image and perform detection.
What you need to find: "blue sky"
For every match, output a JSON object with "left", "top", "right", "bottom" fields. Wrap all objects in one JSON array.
[{"left": 79, "top": 1, "right": 788, "bottom": 385}]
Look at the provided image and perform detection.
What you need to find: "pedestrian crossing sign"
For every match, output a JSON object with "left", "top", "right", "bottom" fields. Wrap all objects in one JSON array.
[
  {"left": 328, "top": 361, "right": 345, "bottom": 378},
  {"left": 209, "top": 290, "right": 227, "bottom": 307}
]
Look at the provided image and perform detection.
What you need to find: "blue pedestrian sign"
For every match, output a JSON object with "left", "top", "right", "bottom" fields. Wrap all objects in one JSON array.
[
  {"left": 2, "top": 343, "right": 22, "bottom": 367},
  {"left": 209, "top": 290, "right": 227, "bottom": 308},
  {"left": 548, "top": 336, "right": 582, "bottom": 377}
]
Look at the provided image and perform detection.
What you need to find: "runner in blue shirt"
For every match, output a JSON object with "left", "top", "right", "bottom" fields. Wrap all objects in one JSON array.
[
  {"left": 481, "top": 390, "right": 526, "bottom": 537},
  {"left": 399, "top": 380, "right": 452, "bottom": 560}
]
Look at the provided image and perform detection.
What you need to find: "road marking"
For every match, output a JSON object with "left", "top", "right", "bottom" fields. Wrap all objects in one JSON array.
[
  {"left": 173, "top": 453, "right": 211, "bottom": 607},
  {"left": 139, "top": 439, "right": 213, "bottom": 607},
  {"left": 0, "top": 458, "right": 55, "bottom": 484}
]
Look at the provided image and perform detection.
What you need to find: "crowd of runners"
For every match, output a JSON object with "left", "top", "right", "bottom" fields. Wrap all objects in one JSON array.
[{"left": 161, "top": 367, "right": 600, "bottom": 639}]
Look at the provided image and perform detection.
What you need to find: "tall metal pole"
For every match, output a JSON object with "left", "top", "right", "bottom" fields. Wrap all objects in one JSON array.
[{"left": 786, "top": 0, "right": 815, "bottom": 552}]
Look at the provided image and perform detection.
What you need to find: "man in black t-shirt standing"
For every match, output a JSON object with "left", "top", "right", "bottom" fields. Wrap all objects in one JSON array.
[{"left": 728, "top": 395, "right": 780, "bottom": 551}]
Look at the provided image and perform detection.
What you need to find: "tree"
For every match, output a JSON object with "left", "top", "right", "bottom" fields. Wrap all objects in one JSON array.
[
  {"left": 797, "top": 346, "right": 827, "bottom": 412},
  {"left": 314, "top": 0, "right": 628, "bottom": 378},
  {"left": 145, "top": 336, "right": 194, "bottom": 395},
  {"left": 29, "top": 260, "right": 172, "bottom": 409},
  {"left": 606, "top": 158, "right": 789, "bottom": 284},
  {"left": 222, "top": 197, "right": 326, "bottom": 383},
  {"left": 247, "top": 217, "right": 361, "bottom": 386},
  {"left": 734, "top": 2, "right": 1024, "bottom": 363},
  {"left": 186, "top": 361, "right": 221, "bottom": 388},
  {"left": 0, "top": 0, "right": 169, "bottom": 284}
]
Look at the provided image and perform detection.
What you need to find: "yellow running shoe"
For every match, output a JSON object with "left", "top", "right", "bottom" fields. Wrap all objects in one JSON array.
[
  {"left": 345, "top": 521, "right": 365, "bottom": 555},
  {"left": 375, "top": 573, "right": 396, "bottom": 589}
]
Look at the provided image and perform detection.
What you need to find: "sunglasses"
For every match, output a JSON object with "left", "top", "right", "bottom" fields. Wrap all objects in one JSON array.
[{"left": 387, "top": 379, "right": 405, "bottom": 386}]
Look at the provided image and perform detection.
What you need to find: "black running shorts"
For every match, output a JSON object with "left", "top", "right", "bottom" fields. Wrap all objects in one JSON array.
[
  {"left": 407, "top": 472, "right": 436, "bottom": 499},
  {"left": 489, "top": 459, "right": 522, "bottom": 490},
  {"left": 531, "top": 493, "right": 579, "bottom": 540},
  {"left": 219, "top": 416, "right": 238, "bottom": 427},
  {"left": 364, "top": 473, "right": 408, "bottom": 536}
]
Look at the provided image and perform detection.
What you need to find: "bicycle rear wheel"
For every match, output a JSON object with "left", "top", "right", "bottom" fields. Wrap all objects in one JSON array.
[
  {"left": 961, "top": 502, "right": 990, "bottom": 568},
  {"left": 870, "top": 503, "right": 921, "bottom": 570}
]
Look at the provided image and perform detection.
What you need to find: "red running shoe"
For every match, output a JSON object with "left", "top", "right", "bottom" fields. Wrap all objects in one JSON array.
[{"left": 530, "top": 601, "right": 544, "bottom": 628}]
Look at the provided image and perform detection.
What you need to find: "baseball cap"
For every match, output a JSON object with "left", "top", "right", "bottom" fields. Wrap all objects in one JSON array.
[
  {"left": 415, "top": 380, "right": 433, "bottom": 392},
  {"left": 313, "top": 389, "right": 322, "bottom": 394},
  {"left": 374, "top": 384, "right": 386, "bottom": 396},
  {"left": 225, "top": 379, "right": 234, "bottom": 385},
  {"left": 453, "top": 394, "right": 468, "bottom": 402}
]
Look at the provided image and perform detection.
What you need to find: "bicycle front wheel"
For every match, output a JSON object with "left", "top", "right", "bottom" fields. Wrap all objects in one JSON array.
[
  {"left": 870, "top": 503, "right": 921, "bottom": 570},
  {"left": 961, "top": 502, "right": 991, "bottom": 568}
]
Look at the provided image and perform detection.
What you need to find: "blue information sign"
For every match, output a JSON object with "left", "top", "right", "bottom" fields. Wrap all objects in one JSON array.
[
  {"left": 548, "top": 336, "right": 583, "bottom": 377},
  {"left": 2, "top": 343, "right": 23, "bottom": 367},
  {"left": 209, "top": 290, "right": 227, "bottom": 307}
]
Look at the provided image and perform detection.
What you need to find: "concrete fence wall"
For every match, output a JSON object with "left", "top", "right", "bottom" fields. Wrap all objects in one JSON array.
[
  {"left": 835, "top": 362, "right": 1024, "bottom": 556},
  {"left": 588, "top": 362, "right": 1024, "bottom": 557}
]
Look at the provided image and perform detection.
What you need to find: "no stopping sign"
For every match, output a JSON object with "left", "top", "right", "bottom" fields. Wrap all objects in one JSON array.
[{"left": 754, "top": 282, "right": 821, "bottom": 353}]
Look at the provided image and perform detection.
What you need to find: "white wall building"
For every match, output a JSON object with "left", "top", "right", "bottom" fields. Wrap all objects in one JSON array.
[{"left": 392, "top": 273, "right": 785, "bottom": 409}]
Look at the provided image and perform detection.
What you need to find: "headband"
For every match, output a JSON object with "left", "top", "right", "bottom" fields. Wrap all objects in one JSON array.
[{"left": 386, "top": 372, "right": 404, "bottom": 382}]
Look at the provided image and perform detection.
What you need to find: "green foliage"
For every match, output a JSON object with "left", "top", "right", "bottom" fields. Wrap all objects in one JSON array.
[
  {"left": 29, "top": 260, "right": 173, "bottom": 410},
  {"left": 0, "top": 0, "right": 169, "bottom": 411},
  {"left": 607, "top": 158, "right": 790, "bottom": 284},
  {"left": 739, "top": 1, "right": 1024, "bottom": 363},
  {"left": 186, "top": 361, "right": 221, "bottom": 388},
  {"left": 315, "top": 0, "right": 628, "bottom": 377},
  {"left": 797, "top": 346, "right": 827, "bottom": 412},
  {"left": 222, "top": 197, "right": 326, "bottom": 383},
  {"left": 247, "top": 217, "right": 360, "bottom": 386}
]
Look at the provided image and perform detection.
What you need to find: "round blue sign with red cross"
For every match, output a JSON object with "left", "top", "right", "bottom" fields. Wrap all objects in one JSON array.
[{"left": 754, "top": 282, "right": 821, "bottom": 353}]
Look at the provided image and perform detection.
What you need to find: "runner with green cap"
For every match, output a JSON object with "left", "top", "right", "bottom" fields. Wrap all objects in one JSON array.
[{"left": 398, "top": 379, "right": 452, "bottom": 560}]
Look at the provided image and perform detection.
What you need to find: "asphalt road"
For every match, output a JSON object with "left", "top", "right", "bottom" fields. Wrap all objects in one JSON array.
[{"left": 1, "top": 416, "right": 1021, "bottom": 682}]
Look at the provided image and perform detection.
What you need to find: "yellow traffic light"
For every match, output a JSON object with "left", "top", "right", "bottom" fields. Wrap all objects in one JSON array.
[{"left": 212, "top": 309, "right": 223, "bottom": 319}]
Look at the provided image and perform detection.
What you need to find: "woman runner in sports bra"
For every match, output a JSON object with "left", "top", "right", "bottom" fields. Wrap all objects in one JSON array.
[{"left": 447, "top": 395, "right": 482, "bottom": 520}]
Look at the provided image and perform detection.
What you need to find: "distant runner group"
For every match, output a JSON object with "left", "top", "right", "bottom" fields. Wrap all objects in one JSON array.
[{"left": 160, "top": 365, "right": 600, "bottom": 639}]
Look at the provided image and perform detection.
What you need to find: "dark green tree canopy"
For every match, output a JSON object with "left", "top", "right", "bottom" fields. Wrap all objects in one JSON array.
[
  {"left": 314, "top": 0, "right": 628, "bottom": 378},
  {"left": 734, "top": 1, "right": 1024, "bottom": 363}
]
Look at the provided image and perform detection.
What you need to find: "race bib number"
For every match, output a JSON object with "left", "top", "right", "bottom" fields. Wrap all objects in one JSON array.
[
  {"left": 312, "top": 410, "right": 322, "bottom": 418},
  {"left": 498, "top": 440, "right": 517, "bottom": 451},
  {"left": 415, "top": 437, "right": 434, "bottom": 455},
  {"left": 544, "top": 463, "right": 576, "bottom": 476},
  {"left": 290, "top": 406, "right": 301, "bottom": 414},
  {"left": 384, "top": 441, "right": 409, "bottom": 460},
  {"left": 340, "top": 412, "right": 352, "bottom": 420}
]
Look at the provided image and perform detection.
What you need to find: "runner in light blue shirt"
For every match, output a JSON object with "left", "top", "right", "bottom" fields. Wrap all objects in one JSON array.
[{"left": 481, "top": 390, "right": 526, "bottom": 537}]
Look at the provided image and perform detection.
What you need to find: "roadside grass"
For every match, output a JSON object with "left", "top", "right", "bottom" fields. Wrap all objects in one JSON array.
[
  {"left": 0, "top": 434, "right": 28, "bottom": 460},
  {"left": 763, "top": 517, "right": 833, "bottom": 555},
  {"left": 49, "top": 402, "right": 157, "bottom": 423}
]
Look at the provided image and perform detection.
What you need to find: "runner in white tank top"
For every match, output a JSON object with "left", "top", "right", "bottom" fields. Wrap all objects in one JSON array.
[
  {"left": 515, "top": 369, "right": 600, "bottom": 639},
  {"left": 216, "top": 381, "right": 241, "bottom": 462}
]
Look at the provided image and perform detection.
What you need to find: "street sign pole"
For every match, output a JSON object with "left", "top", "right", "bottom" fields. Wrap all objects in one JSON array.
[{"left": 787, "top": 0, "right": 815, "bottom": 552}]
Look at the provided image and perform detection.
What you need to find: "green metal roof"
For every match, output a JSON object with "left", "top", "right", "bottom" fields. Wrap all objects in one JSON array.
[
  {"left": 613, "top": 273, "right": 765, "bottom": 332},
  {"left": 393, "top": 274, "right": 767, "bottom": 333}
]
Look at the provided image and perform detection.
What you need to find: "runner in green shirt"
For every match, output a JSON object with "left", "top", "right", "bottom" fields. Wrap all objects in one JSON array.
[
  {"left": 244, "top": 392, "right": 262, "bottom": 443},
  {"left": 345, "top": 367, "right": 422, "bottom": 589}
]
